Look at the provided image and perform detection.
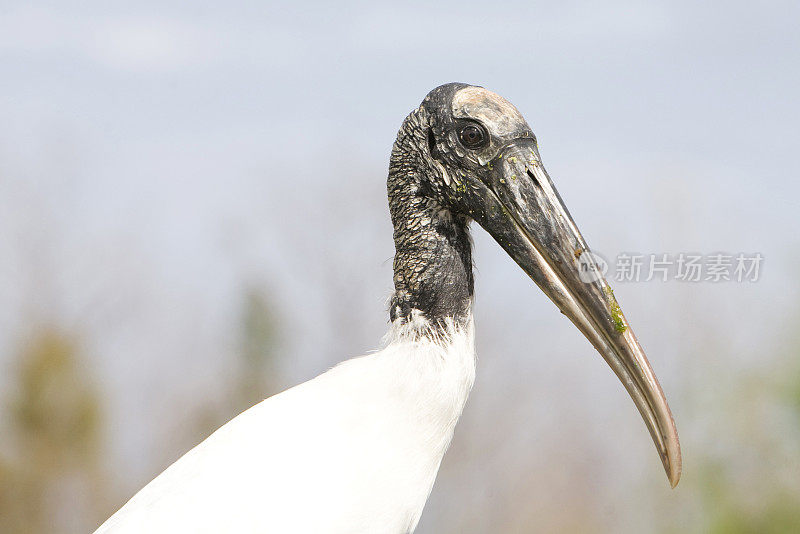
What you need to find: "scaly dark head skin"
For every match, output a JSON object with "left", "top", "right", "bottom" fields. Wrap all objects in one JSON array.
[
  {"left": 388, "top": 83, "right": 475, "bottom": 326},
  {"left": 386, "top": 82, "right": 682, "bottom": 487}
]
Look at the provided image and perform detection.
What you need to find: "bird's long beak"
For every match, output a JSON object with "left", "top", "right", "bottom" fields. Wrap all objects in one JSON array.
[{"left": 472, "top": 139, "right": 681, "bottom": 487}]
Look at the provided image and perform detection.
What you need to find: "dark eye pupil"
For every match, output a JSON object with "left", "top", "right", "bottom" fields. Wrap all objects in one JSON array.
[{"left": 459, "top": 125, "right": 485, "bottom": 148}]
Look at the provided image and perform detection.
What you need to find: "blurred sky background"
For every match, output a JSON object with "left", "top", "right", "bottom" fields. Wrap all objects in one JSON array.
[{"left": 1, "top": 1, "right": 799, "bottom": 532}]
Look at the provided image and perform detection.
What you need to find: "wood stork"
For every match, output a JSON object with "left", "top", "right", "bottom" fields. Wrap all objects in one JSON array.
[{"left": 95, "top": 83, "right": 681, "bottom": 533}]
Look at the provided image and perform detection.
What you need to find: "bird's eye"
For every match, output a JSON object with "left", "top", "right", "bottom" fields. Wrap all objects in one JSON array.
[{"left": 458, "top": 123, "right": 487, "bottom": 149}]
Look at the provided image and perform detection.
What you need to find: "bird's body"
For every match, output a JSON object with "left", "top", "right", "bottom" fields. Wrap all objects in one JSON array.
[
  {"left": 96, "top": 317, "right": 475, "bottom": 533},
  {"left": 96, "top": 83, "right": 680, "bottom": 533}
]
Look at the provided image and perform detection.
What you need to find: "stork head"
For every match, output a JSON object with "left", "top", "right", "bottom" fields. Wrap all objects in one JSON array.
[{"left": 411, "top": 82, "right": 682, "bottom": 487}]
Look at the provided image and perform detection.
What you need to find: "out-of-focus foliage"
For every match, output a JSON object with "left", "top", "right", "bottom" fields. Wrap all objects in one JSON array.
[
  {"left": 182, "top": 286, "right": 282, "bottom": 444},
  {"left": 0, "top": 329, "right": 107, "bottom": 534},
  {"left": 697, "top": 318, "right": 800, "bottom": 533},
  {"left": 236, "top": 287, "right": 281, "bottom": 410},
  {"left": 653, "top": 312, "right": 800, "bottom": 534},
  {"left": 699, "top": 461, "right": 800, "bottom": 534}
]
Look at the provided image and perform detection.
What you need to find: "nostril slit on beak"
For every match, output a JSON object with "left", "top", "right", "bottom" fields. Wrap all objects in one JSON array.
[
  {"left": 427, "top": 128, "right": 441, "bottom": 161},
  {"left": 526, "top": 168, "right": 541, "bottom": 189}
]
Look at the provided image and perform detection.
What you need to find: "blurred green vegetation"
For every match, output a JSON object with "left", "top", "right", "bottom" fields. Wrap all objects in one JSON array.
[
  {"left": 0, "top": 328, "right": 107, "bottom": 533},
  {"left": 671, "top": 312, "right": 800, "bottom": 533},
  {"left": 236, "top": 287, "right": 281, "bottom": 410},
  {"left": 700, "top": 461, "right": 800, "bottom": 534},
  {"left": 183, "top": 286, "right": 282, "bottom": 442}
]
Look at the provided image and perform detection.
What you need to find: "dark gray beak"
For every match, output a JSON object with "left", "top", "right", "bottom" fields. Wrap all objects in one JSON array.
[{"left": 472, "top": 139, "right": 681, "bottom": 487}]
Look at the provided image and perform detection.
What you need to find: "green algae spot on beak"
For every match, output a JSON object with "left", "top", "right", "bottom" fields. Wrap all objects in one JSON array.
[{"left": 604, "top": 286, "right": 628, "bottom": 334}]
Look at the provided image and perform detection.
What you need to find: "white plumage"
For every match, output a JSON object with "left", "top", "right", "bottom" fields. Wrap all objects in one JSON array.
[{"left": 95, "top": 315, "right": 475, "bottom": 533}]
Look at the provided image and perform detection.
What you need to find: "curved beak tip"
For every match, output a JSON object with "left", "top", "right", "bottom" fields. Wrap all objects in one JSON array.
[
  {"left": 656, "top": 411, "right": 682, "bottom": 488},
  {"left": 668, "top": 469, "right": 681, "bottom": 489},
  {"left": 666, "top": 443, "right": 682, "bottom": 488}
]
